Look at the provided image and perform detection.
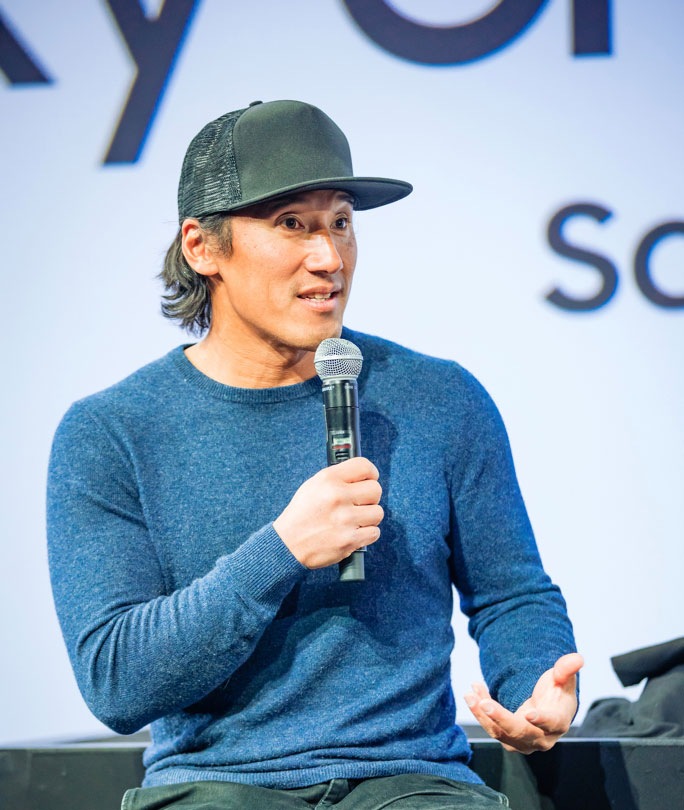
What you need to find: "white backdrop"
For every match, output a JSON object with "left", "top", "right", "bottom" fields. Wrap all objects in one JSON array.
[{"left": 1, "top": 0, "right": 682, "bottom": 745}]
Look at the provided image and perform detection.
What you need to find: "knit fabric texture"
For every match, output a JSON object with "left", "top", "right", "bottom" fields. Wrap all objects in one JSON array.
[{"left": 47, "top": 328, "right": 576, "bottom": 789}]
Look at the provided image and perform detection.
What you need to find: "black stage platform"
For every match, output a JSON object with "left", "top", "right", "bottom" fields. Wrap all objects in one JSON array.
[{"left": 1, "top": 732, "right": 682, "bottom": 810}]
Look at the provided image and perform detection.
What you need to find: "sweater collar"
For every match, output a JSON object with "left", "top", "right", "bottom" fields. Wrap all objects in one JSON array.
[{"left": 168, "top": 345, "right": 322, "bottom": 404}]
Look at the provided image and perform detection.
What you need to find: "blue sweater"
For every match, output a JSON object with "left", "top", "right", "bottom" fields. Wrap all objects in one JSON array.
[{"left": 47, "top": 329, "right": 576, "bottom": 788}]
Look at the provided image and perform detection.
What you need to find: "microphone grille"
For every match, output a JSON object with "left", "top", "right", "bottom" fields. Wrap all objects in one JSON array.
[{"left": 314, "top": 338, "right": 363, "bottom": 381}]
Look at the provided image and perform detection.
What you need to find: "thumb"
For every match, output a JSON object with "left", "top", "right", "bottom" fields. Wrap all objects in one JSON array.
[{"left": 553, "top": 653, "right": 584, "bottom": 686}]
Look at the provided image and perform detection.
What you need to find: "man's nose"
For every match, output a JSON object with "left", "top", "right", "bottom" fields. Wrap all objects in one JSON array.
[{"left": 304, "top": 232, "right": 344, "bottom": 273}]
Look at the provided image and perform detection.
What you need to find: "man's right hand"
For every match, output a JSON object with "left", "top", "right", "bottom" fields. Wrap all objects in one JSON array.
[{"left": 273, "top": 457, "right": 383, "bottom": 569}]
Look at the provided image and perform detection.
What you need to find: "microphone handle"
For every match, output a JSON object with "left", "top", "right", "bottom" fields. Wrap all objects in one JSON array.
[{"left": 321, "top": 379, "right": 366, "bottom": 581}]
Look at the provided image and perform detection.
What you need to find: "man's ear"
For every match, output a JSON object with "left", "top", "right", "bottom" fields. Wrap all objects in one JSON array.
[{"left": 181, "top": 218, "right": 220, "bottom": 277}]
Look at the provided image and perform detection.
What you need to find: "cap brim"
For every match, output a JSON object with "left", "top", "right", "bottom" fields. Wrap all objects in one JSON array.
[{"left": 222, "top": 176, "right": 413, "bottom": 213}]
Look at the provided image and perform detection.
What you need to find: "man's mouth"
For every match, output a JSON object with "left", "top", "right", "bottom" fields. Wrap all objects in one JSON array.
[{"left": 299, "top": 290, "right": 339, "bottom": 301}]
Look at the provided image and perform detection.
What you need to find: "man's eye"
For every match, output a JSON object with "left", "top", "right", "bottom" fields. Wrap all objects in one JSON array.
[
  {"left": 283, "top": 216, "right": 299, "bottom": 229},
  {"left": 335, "top": 217, "right": 349, "bottom": 229}
]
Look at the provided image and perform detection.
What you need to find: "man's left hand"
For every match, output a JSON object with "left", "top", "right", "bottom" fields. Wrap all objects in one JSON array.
[{"left": 465, "top": 653, "right": 584, "bottom": 754}]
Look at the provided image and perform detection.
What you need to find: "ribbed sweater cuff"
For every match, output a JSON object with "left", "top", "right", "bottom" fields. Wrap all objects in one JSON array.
[{"left": 225, "top": 523, "right": 307, "bottom": 611}]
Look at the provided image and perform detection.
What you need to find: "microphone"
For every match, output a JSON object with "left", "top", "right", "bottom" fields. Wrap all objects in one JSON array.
[{"left": 314, "top": 338, "right": 366, "bottom": 582}]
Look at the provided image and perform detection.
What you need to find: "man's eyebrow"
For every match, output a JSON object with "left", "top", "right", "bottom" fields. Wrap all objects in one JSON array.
[{"left": 255, "top": 191, "right": 356, "bottom": 215}]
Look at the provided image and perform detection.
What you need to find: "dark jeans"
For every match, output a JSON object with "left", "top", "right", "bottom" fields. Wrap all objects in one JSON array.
[{"left": 121, "top": 774, "right": 509, "bottom": 809}]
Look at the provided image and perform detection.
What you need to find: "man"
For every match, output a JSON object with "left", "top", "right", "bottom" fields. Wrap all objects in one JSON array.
[{"left": 48, "top": 99, "right": 582, "bottom": 809}]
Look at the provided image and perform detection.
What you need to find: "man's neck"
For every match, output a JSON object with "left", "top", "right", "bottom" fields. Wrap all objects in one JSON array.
[{"left": 184, "top": 332, "right": 317, "bottom": 389}]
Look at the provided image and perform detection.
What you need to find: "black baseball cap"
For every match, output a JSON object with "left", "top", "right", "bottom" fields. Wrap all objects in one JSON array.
[{"left": 177, "top": 99, "right": 413, "bottom": 221}]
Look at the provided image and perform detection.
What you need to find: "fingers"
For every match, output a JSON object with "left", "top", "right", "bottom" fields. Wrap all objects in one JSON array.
[
  {"left": 465, "top": 698, "right": 552, "bottom": 754},
  {"left": 351, "top": 523, "right": 381, "bottom": 549},
  {"left": 273, "top": 457, "right": 383, "bottom": 569},
  {"left": 524, "top": 689, "right": 576, "bottom": 735},
  {"left": 351, "top": 502, "right": 384, "bottom": 528},
  {"left": 335, "top": 456, "right": 379, "bottom": 483},
  {"left": 465, "top": 678, "right": 575, "bottom": 754},
  {"left": 465, "top": 683, "right": 504, "bottom": 732},
  {"left": 471, "top": 682, "right": 491, "bottom": 700},
  {"left": 465, "top": 688, "right": 539, "bottom": 753},
  {"left": 524, "top": 708, "right": 571, "bottom": 737},
  {"left": 349, "top": 477, "right": 383, "bottom": 506}
]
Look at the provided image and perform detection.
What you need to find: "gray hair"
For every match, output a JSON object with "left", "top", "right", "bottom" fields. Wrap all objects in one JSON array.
[{"left": 159, "top": 214, "right": 233, "bottom": 335}]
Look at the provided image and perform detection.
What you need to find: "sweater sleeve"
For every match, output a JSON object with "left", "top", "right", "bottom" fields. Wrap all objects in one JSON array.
[
  {"left": 47, "top": 400, "right": 306, "bottom": 735},
  {"left": 447, "top": 368, "right": 577, "bottom": 712}
]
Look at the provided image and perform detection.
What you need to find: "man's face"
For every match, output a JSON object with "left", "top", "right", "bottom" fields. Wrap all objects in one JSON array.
[{"left": 208, "top": 189, "right": 357, "bottom": 359}]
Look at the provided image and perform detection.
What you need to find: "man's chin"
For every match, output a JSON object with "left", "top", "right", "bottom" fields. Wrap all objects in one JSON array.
[{"left": 301, "top": 323, "right": 344, "bottom": 352}]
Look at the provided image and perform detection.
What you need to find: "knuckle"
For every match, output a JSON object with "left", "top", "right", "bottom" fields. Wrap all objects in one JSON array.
[
  {"left": 318, "top": 465, "right": 335, "bottom": 482},
  {"left": 343, "top": 538, "right": 359, "bottom": 555},
  {"left": 358, "top": 456, "right": 377, "bottom": 474}
]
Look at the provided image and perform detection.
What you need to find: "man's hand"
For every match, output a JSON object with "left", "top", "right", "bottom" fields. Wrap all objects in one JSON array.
[
  {"left": 273, "top": 457, "right": 383, "bottom": 569},
  {"left": 465, "top": 653, "right": 584, "bottom": 754}
]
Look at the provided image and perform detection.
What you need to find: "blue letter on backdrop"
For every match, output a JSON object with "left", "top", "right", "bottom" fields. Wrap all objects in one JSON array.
[
  {"left": 104, "top": 0, "right": 200, "bottom": 165},
  {"left": 572, "top": 0, "right": 612, "bottom": 55},
  {"left": 634, "top": 222, "right": 684, "bottom": 308},
  {"left": 342, "top": 0, "right": 611, "bottom": 64},
  {"left": 546, "top": 203, "right": 619, "bottom": 312},
  {"left": 0, "top": 10, "right": 52, "bottom": 84},
  {"left": 341, "top": 0, "right": 549, "bottom": 65}
]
